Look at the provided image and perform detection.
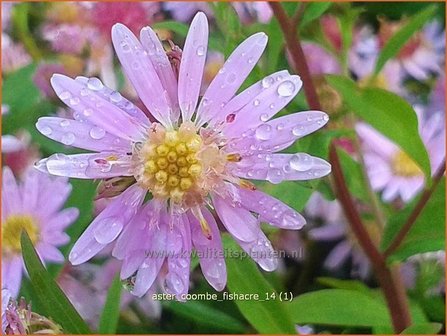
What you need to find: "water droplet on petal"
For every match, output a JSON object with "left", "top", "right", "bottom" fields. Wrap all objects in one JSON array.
[
  {"left": 226, "top": 72, "right": 237, "bottom": 84},
  {"left": 196, "top": 46, "right": 205, "bottom": 56},
  {"left": 93, "top": 217, "right": 123, "bottom": 244},
  {"left": 261, "top": 76, "right": 274, "bottom": 89},
  {"left": 292, "top": 126, "right": 304, "bottom": 136},
  {"left": 40, "top": 126, "right": 52, "bottom": 135},
  {"left": 260, "top": 113, "right": 269, "bottom": 122},
  {"left": 60, "top": 120, "right": 70, "bottom": 127},
  {"left": 59, "top": 91, "right": 71, "bottom": 100},
  {"left": 276, "top": 123, "right": 284, "bottom": 131},
  {"left": 323, "top": 114, "right": 329, "bottom": 122},
  {"left": 289, "top": 153, "right": 313, "bottom": 171},
  {"left": 83, "top": 108, "right": 93, "bottom": 117},
  {"left": 90, "top": 127, "right": 106, "bottom": 140},
  {"left": 253, "top": 99, "right": 260, "bottom": 106},
  {"left": 110, "top": 91, "right": 122, "bottom": 103},
  {"left": 61, "top": 133, "right": 75, "bottom": 145},
  {"left": 120, "top": 41, "right": 131, "bottom": 52},
  {"left": 255, "top": 124, "right": 272, "bottom": 140},
  {"left": 267, "top": 168, "right": 283, "bottom": 184},
  {"left": 247, "top": 57, "right": 254, "bottom": 64},
  {"left": 87, "top": 77, "right": 104, "bottom": 91},
  {"left": 277, "top": 80, "right": 296, "bottom": 97}
]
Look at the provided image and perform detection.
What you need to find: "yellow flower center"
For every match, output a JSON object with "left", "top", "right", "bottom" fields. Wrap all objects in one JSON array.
[
  {"left": 3, "top": 215, "right": 40, "bottom": 254},
  {"left": 133, "top": 121, "right": 229, "bottom": 207},
  {"left": 392, "top": 151, "right": 423, "bottom": 177}
]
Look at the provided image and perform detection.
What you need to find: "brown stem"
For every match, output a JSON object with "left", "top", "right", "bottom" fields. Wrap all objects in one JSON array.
[
  {"left": 291, "top": 3, "right": 306, "bottom": 29},
  {"left": 384, "top": 160, "right": 446, "bottom": 258},
  {"left": 270, "top": 3, "right": 412, "bottom": 332}
]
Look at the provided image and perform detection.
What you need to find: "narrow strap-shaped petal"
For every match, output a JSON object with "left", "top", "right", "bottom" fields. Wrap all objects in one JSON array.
[
  {"left": 37, "top": 242, "right": 65, "bottom": 263},
  {"left": 189, "top": 207, "right": 227, "bottom": 291},
  {"left": 2, "top": 257, "right": 23, "bottom": 298},
  {"left": 69, "top": 184, "right": 145, "bottom": 265},
  {"left": 112, "top": 23, "right": 172, "bottom": 128},
  {"left": 140, "top": 26, "right": 179, "bottom": 121},
  {"left": 178, "top": 12, "right": 208, "bottom": 122},
  {"left": 45, "top": 207, "right": 79, "bottom": 231},
  {"left": 232, "top": 153, "right": 331, "bottom": 184},
  {"left": 223, "top": 75, "right": 302, "bottom": 137},
  {"left": 35, "top": 152, "right": 133, "bottom": 179},
  {"left": 165, "top": 213, "right": 192, "bottom": 300},
  {"left": 36, "top": 176, "right": 72, "bottom": 219},
  {"left": 211, "top": 193, "right": 259, "bottom": 242},
  {"left": 2, "top": 135, "right": 24, "bottom": 153},
  {"left": 36, "top": 117, "right": 132, "bottom": 153},
  {"left": 197, "top": 32, "right": 268, "bottom": 126},
  {"left": 235, "top": 230, "right": 278, "bottom": 272},
  {"left": 236, "top": 187, "right": 306, "bottom": 230},
  {"left": 2, "top": 166, "right": 21, "bottom": 216},
  {"left": 132, "top": 214, "right": 169, "bottom": 297},
  {"left": 75, "top": 76, "right": 150, "bottom": 127},
  {"left": 212, "top": 70, "right": 289, "bottom": 126},
  {"left": 21, "top": 168, "right": 40, "bottom": 213},
  {"left": 226, "top": 111, "right": 329, "bottom": 155},
  {"left": 50, "top": 74, "right": 146, "bottom": 141}
]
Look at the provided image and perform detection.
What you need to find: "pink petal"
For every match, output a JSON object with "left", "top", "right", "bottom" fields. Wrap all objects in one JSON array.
[
  {"left": 140, "top": 26, "right": 179, "bottom": 120},
  {"left": 226, "top": 111, "right": 329, "bottom": 155},
  {"left": 215, "top": 70, "right": 289, "bottom": 126},
  {"left": 2, "top": 166, "right": 21, "bottom": 216},
  {"left": 236, "top": 187, "right": 306, "bottom": 230},
  {"left": 37, "top": 242, "right": 65, "bottom": 263},
  {"left": 212, "top": 193, "right": 259, "bottom": 242},
  {"left": 236, "top": 231, "right": 278, "bottom": 271},
  {"left": 197, "top": 32, "right": 268, "bottom": 126},
  {"left": 111, "top": 23, "right": 172, "bottom": 128},
  {"left": 20, "top": 168, "right": 40, "bottom": 213},
  {"left": 165, "top": 213, "right": 192, "bottom": 299},
  {"left": 46, "top": 208, "right": 79, "bottom": 230},
  {"left": 324, "top": 241, "right": 352, "bottom": 269},
  {"left": 2, "top": 257, "right": 23, "bottom": 298},
  {"left": 50, "top": 74, "right": 146, "bottom": 141},
  {"left": 232, "top": 153, "right": 331, "bottom": 184},
  {"left": 36, "top": 117, "right": 132, "bottom": 153},
  {"left": 223, "top": 75, "right": 302, "bottom": 137},
  {"left": 308, "top": 224, "right": 345, "bottom": 241},
  {"left": 74, "top": 76, "right": 150, "bottom": 127},
  {"left": 132, "top": 215, "right": 168, "bottom": 297},
  {"left": 36, "top": 176, "right": 72, "bottom": 219},
  {"left": 356, "top": 123, "right": 397, "bottom": 158},
  {"left": 189, "top": 207, "right": 227, "bottom": 291},
  {"left": 178, "top": 12, "right": 208, "bottom": 122},
  {"left": 69, "top": 184, "right": 145, "bottom": 265},
  {"left": 36, "top": 152, "right": 133, "bottom": 179},
  {"left": 2, "top": 135, "right": 24, "bottom": 153},
  {"left": 121, "top": 252, "right": 146, "bottom": 280}
]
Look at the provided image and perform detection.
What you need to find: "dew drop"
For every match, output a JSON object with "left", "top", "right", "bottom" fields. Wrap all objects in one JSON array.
[
  {"left": 80, "top": 88, "right": 90, "bottom": 96},
  {"left": 110, "top": 91, "right": 122, "bottom": 103},
  {"left": 40, "top": 126, "right": 52, "bottom": 136},
  {"left": 289, "top": 153, "right": 313, "bottom": 171},
  {"left": 61, "top": 132, "right": 75, "bottom": 145},
  {"left": 69, "top": 97, "right": 80, "bottom": 106},
  {"left": 253, "top": 99, "right": 260, "bottom": 106},
  {"left": 292, "top": 126, "right": 304, "bottom": 136},
  {"left": 196, "top": 46, "right": 205, "bottom": 56},
  {"left": 59, "top": 91, "right": 71, "bottom": 100},
  {"left": 261, "top": 76, "right": 274, "bottom": 89},
  {"left": 323, "top": 114, "right": 329, "bottom": 122},
  {"left": 276, "top": 123, "right": 284, "bottom": 131},
  {"left": 277, "top": 80, "right": 296, "bottom": 97},
  {"left": 93, "top": 217, "right": 123, "bottom": 244},
  {"left": 87, "top": 77, "right": 104, "bottom": 91},
  {"left": 247, "top": 57, "right": 254, "bottom": 64},
  {"left": 226, "top": 72, "right": 237, "bottom": 84},
  {"left": 83, "top": 108, "right": 93, "bottom": 117},
  {"left": 60, "top": 120, "right": 70, "bottom": 127},
  {"left": 89, "top": 127, "right": 106, "bottom": 140},
  {"left": 267, "top": 168, "right": 283, "bottom": 184},
  {"left": 255, "top": 124, "right": 272, "bottom": 140},
  {"left": 120, "top": 41, "right": 131, "bottom": 52},
  {"left": 260, "top": 113, "right": 269, "bottom": 122}
]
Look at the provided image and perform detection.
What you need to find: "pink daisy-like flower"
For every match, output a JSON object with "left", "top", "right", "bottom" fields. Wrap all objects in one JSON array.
[
  {"left": 2, "top": 167, "right": 79, "bottom": 297},
  {"left": 35, "top": 13, "right": 331, "bottom": 298},
  {"left": 356, "top": 108, "right": 445, "bottom": 203}
]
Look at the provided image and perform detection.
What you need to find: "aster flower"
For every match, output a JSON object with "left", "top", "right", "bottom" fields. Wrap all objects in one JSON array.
[
  {"left": 2, "top": 294, "right": 62, "bottom": 334},
  {"left": 306, "top": 192, "right": 373, "bottom": 278},
  {"left": 2, "top": 167, "right": 78, "bottom": 297},
  {"left": 356, "top": 107, "right": 445, "bottom": 203},
  {"left": 36, "top": 12, "right": 331, "bottom": 299}
]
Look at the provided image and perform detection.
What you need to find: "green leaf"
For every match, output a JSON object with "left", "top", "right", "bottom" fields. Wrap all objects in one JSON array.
[
  {"left": 20, "top": 231, "right": 91, "bottom": 334},
  {"left": 98, "top": 274, "right": 122, "bottom": 334},
  {"left": 317, "top": 277, "right": 372, "bottom": 295},
  {"left": 401, "top": 323, "right": 443, "bottom": 334},
  {"left": 152, "top": 21, "right": 189, "bottom": 37},
  {"left": 288, "top": 289, "right": 391, "bottom": 327},
  {"left": 164, "top": 301, "right": 246, "bottom": 333},
  {"left": 327, "top": 75, "right": 431, "bottom": 179},
  {"left": 224, "top": 237, "right": 296, "bottom": 334},
  {"left": 259, "top": 181, "right": 314, "bottom": 212},
  {"left": 336, "top": 148, "right": 369, "bottom": 202},
  {"left": 299, "top": 3, "right": 333, "bottom": 30},
  {"left": 381, "top": 178, "right": 445, "bottom": 261},
  {"left": 374, "top": 5, "right": 438, "bottom": 75}
]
